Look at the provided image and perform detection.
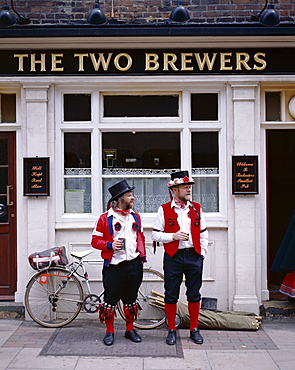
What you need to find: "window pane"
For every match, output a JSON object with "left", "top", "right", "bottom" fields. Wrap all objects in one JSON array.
[
  {"left": 192, "top": 132, "right": 219, "bottom": 169},
  {"left": 1, "top": 94, "right": 16, "bottom": 123},
  {"left": 192, "top": 132, "right": 219, "bottom": 212},
  {"left": 0, "top": 139, "right": 8, "bottom": 164},
  {"left": 64, "top": 179, "right": 91, "bottom": 213},
  {"left": 64, "top": 133, "right": 91, "bottom": 169},
  {"left": 192, "top": 177, "right": 219, "bottom": 213},
  {"left": 0, "top": 168, "right": 8, "bottom": 193},
  {"left": 0, "top": 196, "right": 8, "bottom": 222},
  {"left": 104, "top": 95, "right": 179, "bottom": 117},
  {"left": 64, "top": 94, "right": 91, "bottom": 121},
  {"left": 191, "top": 93, "right": 218, "bottom": 121},
  {"left": 266, "top": 92, "right": 280, "bottom": 121},
  {"left": 64, "top": 133, "right": 91, "bottom": 213},
  {"left": 102, "top": 131, "right": 180, "bottom": 212},
  {"left": 102, "top": 132, "right": 180, "bottom": 169}
]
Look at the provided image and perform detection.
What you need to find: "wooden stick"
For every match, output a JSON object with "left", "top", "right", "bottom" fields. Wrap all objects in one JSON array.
[{"left": 151, "top": 290, "right": 165, "bottom": 298}]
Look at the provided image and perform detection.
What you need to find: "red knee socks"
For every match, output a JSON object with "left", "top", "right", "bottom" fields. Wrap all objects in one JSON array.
[
  {"left": 188, "top": 301, "right": 200, "bottom": 331},
  {"left": 123, "top": 305, "right": 134, "bottom": 332},
  {"left": 165, "top": 303, "right": 177, "bottom": 331},
  {"left": 105, "top": 314, "right": 115, "bottom": 333}
]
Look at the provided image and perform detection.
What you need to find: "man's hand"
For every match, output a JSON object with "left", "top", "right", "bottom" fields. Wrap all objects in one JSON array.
[
  {"left": 173, "top": 230, "right": 189, "bottom": 241},
  {"left": 112, "top": 240, "right": 124, "bottom": 250}
]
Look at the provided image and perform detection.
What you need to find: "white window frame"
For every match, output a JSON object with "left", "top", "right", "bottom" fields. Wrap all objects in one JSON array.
[{"left": 55, "top": 82, "right": 227, "bottom": 227}]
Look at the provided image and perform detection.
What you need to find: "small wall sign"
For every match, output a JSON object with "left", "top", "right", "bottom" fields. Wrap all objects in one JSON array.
[
  {"left": 23, "top": 157, "right": 50, "bottom": 196},
  {"left": 232, "top": 155, "right": 258, "bottom": 195}
]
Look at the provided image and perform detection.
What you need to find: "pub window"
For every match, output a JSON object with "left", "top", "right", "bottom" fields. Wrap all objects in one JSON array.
[
  {"left": 102, "top": 131, "right": 180, "bottom": 212},
  {"left": 103, "top": 95, "right": 179, "bottom": 117},
  {"left": 191, "top": 93, "right": 218, "bottom": 121},
  {"left": 192, "top": 132, "right": 219, "bottom": 212},
  {"left": 64, "top": 94, "right": 91, "bottom": 121},
  {"left": 0, "top": 94, "right": 16, "bottom": 123},
  {"left": 64, "top": 133, "right": 91, "bottom": 213},
  {"left": 266, "top": 92, "right": 281, "bottom": 121}
]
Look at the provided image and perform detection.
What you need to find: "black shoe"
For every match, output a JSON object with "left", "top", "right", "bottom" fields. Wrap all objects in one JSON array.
[
  {"left": 103, "top": 332, "right": 114, "bottom": 346},
  {"left": 125, "top": 329, "right": 142, "bottom": 343},
  {"left": 166, "top": 329, "right": 176, "bottom": 345},
  {"left": 190, "top": 328, "right": 203, "bottom": 344}
]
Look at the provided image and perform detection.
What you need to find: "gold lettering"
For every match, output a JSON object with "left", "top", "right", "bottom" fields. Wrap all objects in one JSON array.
[
  {"left": 30, "top": 54, "right": 46, "bottom": 72},
  {"left": 31, "top": 166, "right": 42, "bottom": 170},
  {"left": 181, "top": 53, "right": 193, "bottom": 71},
  {"left": 194, "top": 53, "right": 217, "bottom": 71},
  {"left": 236, "top": 162, "right": 254, "bottom": 166},
  {"left": 51, "top": 53, "right": 64, "bottom": 72},
  {"left": 145, "top": 53, "right": 159, "bottom": 71},
  {"left": 31, "top": 172, "right": 42, "bottom": 177},
  {"left": 163, "top": 53, "right": 178, "bottom": 71},
  {"left": 114, "top": 53, "right": 132, "bottom": 71},
  {"left": 14, "top": 54, "right": 28, "bottom": 72},
  {"left": 74, "top": 53, "right": 89, "bottom": 72},
  {"left": 90, "top": 53, "right": 112, "bottom": 71},
  {"left": 31, "top": 178, "right": 43, "bottom": 182},
  {"left": 31, "top": 184, "right": 42, "bottom": 188},
  {"left": 220, "top": 52, "right": 232, "bottom": 71},
  {"left": 253, "top": 52, "right": 267, "bottom": 70},
  {"left": 236, "top": 52, "right": 251, "bottom": 71},
  {"left": 236, "top": 173, "right": 255, "bottom": 178}
]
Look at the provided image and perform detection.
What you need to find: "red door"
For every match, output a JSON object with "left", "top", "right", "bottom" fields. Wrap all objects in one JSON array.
[{"left": 0, "top": 132, "right": 17, "bottom": 299}]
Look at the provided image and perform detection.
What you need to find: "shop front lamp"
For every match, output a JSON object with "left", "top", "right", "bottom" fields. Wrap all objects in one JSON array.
[
  {"left": 252, "top": 0, "right": 280, "bottom": 26},
  {"left": 0, "top": 0, "right": 16, "bottom": 26},
  {"left": 87, "top": 0, "right": 108, "bottom": 25},
  {"left": 170, "top": 0, "right": 190, "bottom": 22},
  {"left": 0, "top": 0, "right": 30, "bottom": 27}
]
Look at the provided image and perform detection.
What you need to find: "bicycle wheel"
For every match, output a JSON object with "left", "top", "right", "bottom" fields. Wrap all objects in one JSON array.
[
  {"left": 117, "top": 268, "right": 166, "bottom": 329},
  {"left": 25, "top": 267, "right": 83, "bottom": 328}
]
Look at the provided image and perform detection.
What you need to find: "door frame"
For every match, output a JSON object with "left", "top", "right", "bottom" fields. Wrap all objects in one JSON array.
[{"left": 0, "top": 131, "right": 17, "bottom": 299}]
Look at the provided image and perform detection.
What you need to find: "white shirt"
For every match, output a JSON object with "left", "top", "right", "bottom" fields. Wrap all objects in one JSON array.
[
  {"left": 152, "top": 199, "right": 209, "bottom": 256},
  {"left": 107, "top": 208, "right": 140, "bottom": 265}
]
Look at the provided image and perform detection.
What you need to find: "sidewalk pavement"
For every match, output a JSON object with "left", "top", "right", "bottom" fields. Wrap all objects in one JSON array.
[{"left": 1, "top": 318, "right": 295, "bottom": 370}]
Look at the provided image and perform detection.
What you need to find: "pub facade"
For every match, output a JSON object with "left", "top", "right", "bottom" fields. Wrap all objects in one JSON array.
[{"left": 0, "top": 0, "right": 295, "bottom": 314}]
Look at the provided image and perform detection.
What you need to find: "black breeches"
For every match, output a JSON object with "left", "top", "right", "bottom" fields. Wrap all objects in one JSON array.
[
  {"left": 163, "top": 249, "right": 204, "bottom": 305},
  {"left": 102, "top": 256, "right": 143, "bottom": 305}
]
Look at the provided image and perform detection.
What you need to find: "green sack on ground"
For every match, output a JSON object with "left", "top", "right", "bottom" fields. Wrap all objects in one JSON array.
[{"left": 177, "top": 301, "right": 261, "bottom": 330}]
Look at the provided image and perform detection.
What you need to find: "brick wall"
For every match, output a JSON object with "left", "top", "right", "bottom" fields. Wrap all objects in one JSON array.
[{"left": 5, "top": 0, "right": 295, "bottom": 25}]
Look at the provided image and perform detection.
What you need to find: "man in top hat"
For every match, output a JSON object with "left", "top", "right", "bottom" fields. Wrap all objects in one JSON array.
[
  {"left": 152, "top": 171, "right": 208, "bottom": 345},
  {"left": 91, "top": 180, "right": 146, "bottom": 346}
]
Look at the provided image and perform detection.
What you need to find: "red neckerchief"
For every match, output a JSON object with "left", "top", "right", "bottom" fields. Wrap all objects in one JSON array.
[
  {"left": 115, "top": 208, "right": 130, "bottom": 216},
  {"left": 174, "top": 201, "right": 187, "bottom": 209}
]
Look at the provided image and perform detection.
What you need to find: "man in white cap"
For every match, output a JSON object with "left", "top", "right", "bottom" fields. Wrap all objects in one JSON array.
[
  {"left": 91, "top": 179, "right": 146, "bottom": 346},
  {"left": 152, "top": 171, "right": 208, "bottom": 345}
]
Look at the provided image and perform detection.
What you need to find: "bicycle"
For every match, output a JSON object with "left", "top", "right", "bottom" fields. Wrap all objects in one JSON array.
[{"left": 25, "top": 249, "right": 181, "bottom": 329}]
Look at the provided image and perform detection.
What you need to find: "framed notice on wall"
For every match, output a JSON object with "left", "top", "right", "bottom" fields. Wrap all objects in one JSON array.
[
  {"left": 23, "top": 157, "right": 50, "bottom": 196},
  {"left": 232, "top": 155, "right": 258, "bottom": 195}
]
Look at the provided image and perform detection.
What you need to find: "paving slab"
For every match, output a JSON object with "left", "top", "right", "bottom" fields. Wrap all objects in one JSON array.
[
  {"left": 206, "top": 350, "right": 278, "bottom": 370},
  {"left": 3, "top": 347, "right": 79, "bottom": 370}
]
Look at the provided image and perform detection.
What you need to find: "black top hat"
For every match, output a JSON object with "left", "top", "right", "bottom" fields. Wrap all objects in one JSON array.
[
  {"left": 108, "top": 180, "right": 135, "bottom": 202},
  {"left": 168, "top": 170, "right": 195, "bottom": 188}
]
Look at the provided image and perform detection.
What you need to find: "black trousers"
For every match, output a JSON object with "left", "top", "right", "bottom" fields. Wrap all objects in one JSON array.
[
  {"left": 163, "top": 249, "right": 204, "bottom": 305},
  {"left": 102, "top": 256, "right": 143, "bottom": 306}
]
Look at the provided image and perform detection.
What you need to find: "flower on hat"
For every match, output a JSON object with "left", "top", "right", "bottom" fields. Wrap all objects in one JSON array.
[{"left": 168, "top": 176, "right": 194, "bottom": 187}]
